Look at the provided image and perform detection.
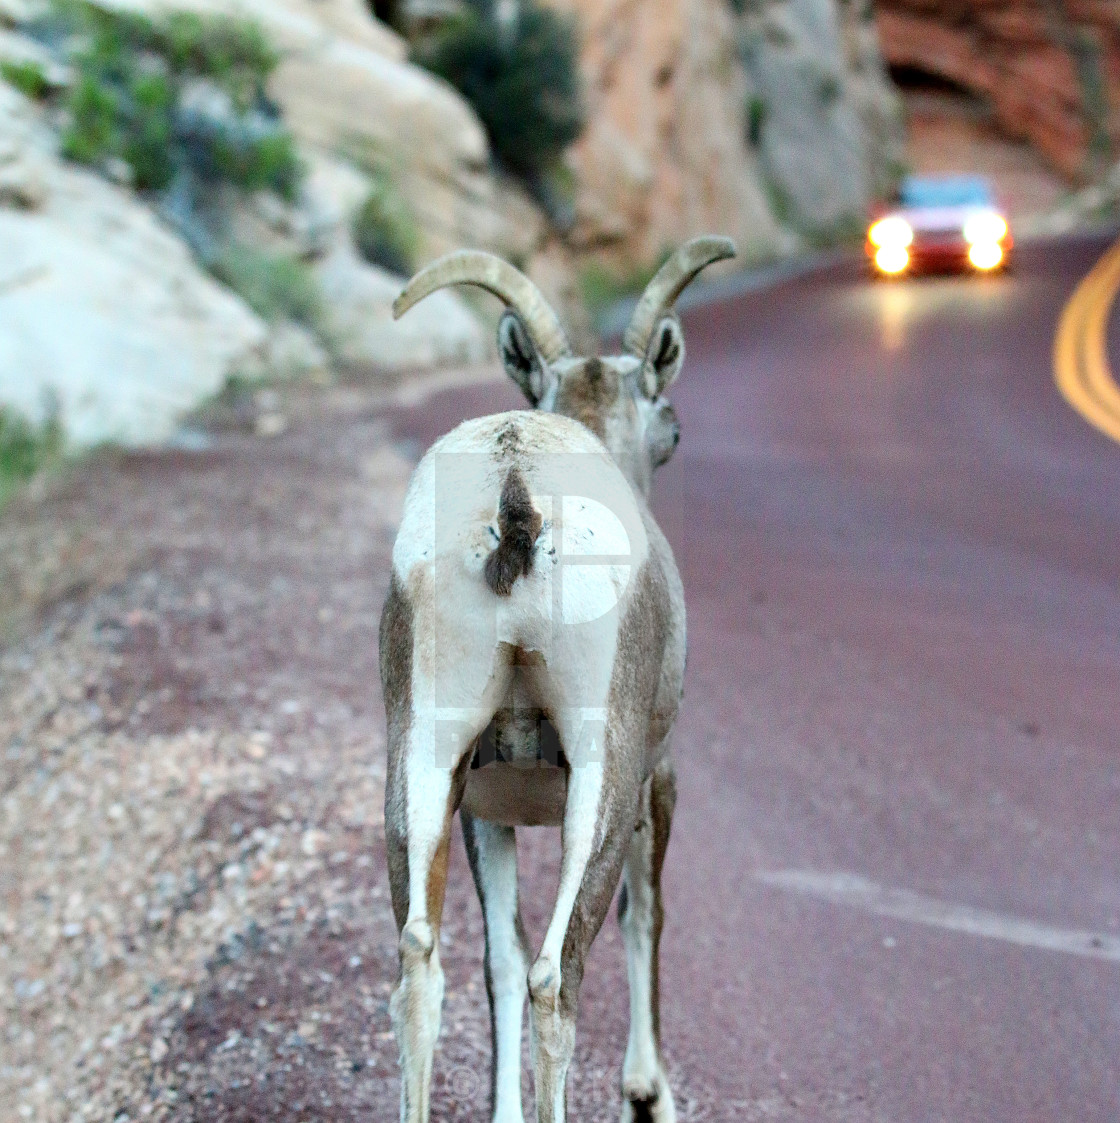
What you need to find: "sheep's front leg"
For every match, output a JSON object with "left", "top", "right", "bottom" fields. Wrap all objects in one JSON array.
[
  {"left": 619, "top": 761, "right": 677, "bottom": 1123},
  {"left": 529, "top": 757, "right": 635, "bottom": 1122},
  {"left": 463, "top": 811, "right": 530, "bottom": 1123}
]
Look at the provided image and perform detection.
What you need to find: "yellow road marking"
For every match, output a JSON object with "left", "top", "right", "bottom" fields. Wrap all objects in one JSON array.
[{"left": 1054, "top": 237, "right": 1120, "bottom": 446}]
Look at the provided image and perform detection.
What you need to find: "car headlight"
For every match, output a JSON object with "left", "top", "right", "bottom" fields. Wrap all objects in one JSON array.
[
  {"left": 968, "top": 241, "right": 1003, "bottom": 270},
  {"left": 874, "top": 244, "right": 909, "bottom": 274},
  {"left": 869, "top": 216, "right": 914, "bottom": 248},
  {"left": 963, "top": 211, "right": 1008, "bottom": 245}
]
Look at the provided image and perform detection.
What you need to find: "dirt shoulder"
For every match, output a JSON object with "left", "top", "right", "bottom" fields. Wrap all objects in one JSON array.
[{"left": 0, "top": 369, "right": 503, "bottom": 1123}]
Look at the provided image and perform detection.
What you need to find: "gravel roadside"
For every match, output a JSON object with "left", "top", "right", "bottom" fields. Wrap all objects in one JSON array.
[{"left": 0, "top": 372, "right": 503, "bottom": 1123}]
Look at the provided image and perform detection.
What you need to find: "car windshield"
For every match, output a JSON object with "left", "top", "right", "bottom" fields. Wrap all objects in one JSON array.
[{"left": 899, "top": 176, "right": 994, "bottom": 209}]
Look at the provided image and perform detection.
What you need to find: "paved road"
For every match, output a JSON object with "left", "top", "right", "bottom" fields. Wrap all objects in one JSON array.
[{"left": 385, "top": 232, "right": 1120, "bottom": 1120}]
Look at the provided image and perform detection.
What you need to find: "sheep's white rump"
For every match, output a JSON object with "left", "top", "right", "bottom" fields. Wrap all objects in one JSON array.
[{"left": 395, "top": 411, "right": 648, "bottom": 691}]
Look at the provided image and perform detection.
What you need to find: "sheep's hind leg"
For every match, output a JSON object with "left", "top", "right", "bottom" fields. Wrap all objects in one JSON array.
[
  {"left": 619, "top": 760, "right": 677, "bottom": 1123},
  {"left": 385, "top": 713, "right": 475, "bottom": 1123},
  {"left": 528, "top": 749, "right": 637, "bottom": 1123},
  {"left": 462, "top": 811, "right": 530, "bottom": 1123}
]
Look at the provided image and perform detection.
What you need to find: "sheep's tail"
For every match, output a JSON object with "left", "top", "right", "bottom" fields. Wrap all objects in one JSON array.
[{"left": 485, "top": 468, "right": 543, "bottom": 596}]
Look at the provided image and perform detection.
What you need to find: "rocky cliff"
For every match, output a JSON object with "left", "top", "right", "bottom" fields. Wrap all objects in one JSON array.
[
  {"left": 0, "top": 0, "right": 507, "bottom": 446},
  {"left": 548, "top": 0, "right": 903, "bottom": 269},
  {"left": 737, "top": 0, "right": 905, "bottom": 239},
  {"left": 0, "top": 0, "right": 905, "bottom": 447},
  {"left": 875, "top": 0, "right": 1120, "bottom": 179},
  {"left": 0, "top": 77, "right": 488, "bottom": 445}
]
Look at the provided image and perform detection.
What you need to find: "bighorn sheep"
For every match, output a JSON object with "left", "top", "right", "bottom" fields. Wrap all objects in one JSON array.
[{"left": 381, "top": 236, "right": 735, "bottom": 1123}]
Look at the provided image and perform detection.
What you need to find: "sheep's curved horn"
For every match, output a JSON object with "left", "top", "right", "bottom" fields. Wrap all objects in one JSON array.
[
  {"left": 393, "top": 250, "right": 571, "bottom": 363},
  {"left": 623, "top": 236, "right": 737, "bottom": 357}
]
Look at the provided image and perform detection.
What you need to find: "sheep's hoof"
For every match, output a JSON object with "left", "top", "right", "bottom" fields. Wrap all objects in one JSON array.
[{"left": 620, "top": 1069, "right": 675, "bottom": 1123}]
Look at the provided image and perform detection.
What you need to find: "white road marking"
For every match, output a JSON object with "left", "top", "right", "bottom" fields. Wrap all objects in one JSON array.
[{"left": 755, "top": 869, "right": 1120, "bottom": 963}]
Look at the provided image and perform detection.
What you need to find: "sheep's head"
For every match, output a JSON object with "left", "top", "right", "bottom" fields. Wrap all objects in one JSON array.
[{"left": 393, "top": 237, "right": 735, "bottom": 496}]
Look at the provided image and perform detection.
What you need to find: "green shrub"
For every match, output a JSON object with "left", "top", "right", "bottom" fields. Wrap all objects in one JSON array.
[
  {"left": 1, "top": 59, "right": 50, "bottom": 100},
  {"left": 162, "top": 11, "right": 278, "bottom": 107},
  {"left": 121, "top": 71, "right": 177, "bottom": 190},
  {"left": 61, "top": 73, "right": 119, "bottom": 165},
  {"left": 352, "top": 172, "right": 419, "bottom": 276},
  {"left": 212, "top": 247, "right": 322, "bottom": 328},
  {"left": 51, "top": 1, "right": 300, "bottom": 198},
  {"left": 745, "top": 94, "right": 766, "bottom": 147},
  {"left": 411, "top": 1, "right": 584, "bottom": 179},
  {"left": 0, "top": 406, "right": 63, "bottom": 509},
  {"left": 208, "top": 128, "right": 300, "bottom": 199}
]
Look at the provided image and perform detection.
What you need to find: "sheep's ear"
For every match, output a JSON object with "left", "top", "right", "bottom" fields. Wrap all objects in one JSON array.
[
  {"left": 640, "top": 314, "right": 685, "bottom": 399},
  {"left": 498, "top": 311, "right": 555, "bottom": 406}
]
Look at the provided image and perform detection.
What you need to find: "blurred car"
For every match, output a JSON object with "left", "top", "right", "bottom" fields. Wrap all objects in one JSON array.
[{"left": 866, "top": 175, "right": 1012, "bottom": 277}]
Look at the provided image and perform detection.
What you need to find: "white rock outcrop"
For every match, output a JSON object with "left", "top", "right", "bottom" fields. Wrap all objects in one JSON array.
[
  {"left": 0, "top": 84, "right": 274, "bottom": 448},
  {"left": 0, "top": 0, "right": 908, "bottom": 452},
  {"left": 0, "top": 3, "right": 497, "bottom": 447},
  {"left": 738, "top": 0, "right": 904, "bottom": 237}
]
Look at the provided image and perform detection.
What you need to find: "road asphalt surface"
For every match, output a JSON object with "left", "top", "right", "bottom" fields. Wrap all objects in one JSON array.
[{"left": 383, "top": 230, "right": 1120, "bottom": 1121}]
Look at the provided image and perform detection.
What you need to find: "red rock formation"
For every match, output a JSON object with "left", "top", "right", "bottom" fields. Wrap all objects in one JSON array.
[
  {"left": 545, "top": 0, "right": 902, "bottom": 269},
  {"left": 545, "top": 0, "right": 784, "bottom": 269},
  {"left": 875, "top": 0, "right": 1120, "bottom": 179}
]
